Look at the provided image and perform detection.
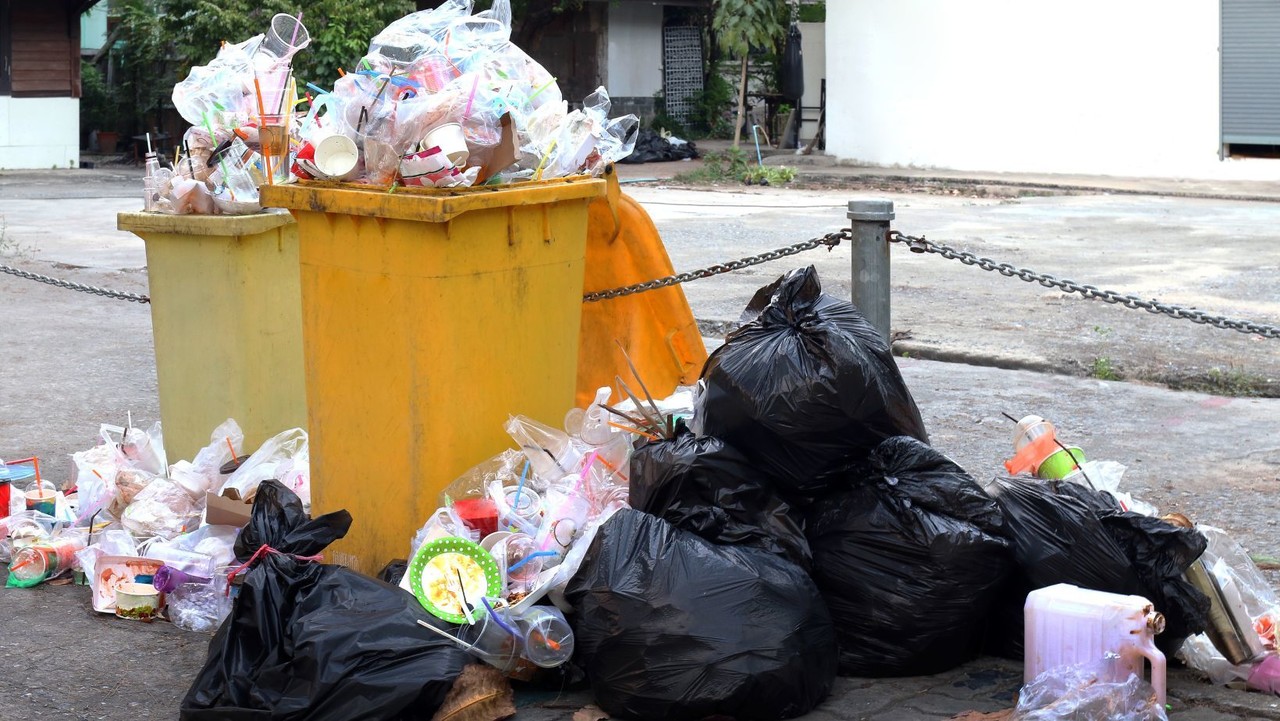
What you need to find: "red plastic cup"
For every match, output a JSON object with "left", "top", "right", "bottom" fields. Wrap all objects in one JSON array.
[
  {"left": 453, "top": 498, "right": 498, "bottom": 537},
  {"left": 0, "top": 480, "right": 10, "bottom": 521}
]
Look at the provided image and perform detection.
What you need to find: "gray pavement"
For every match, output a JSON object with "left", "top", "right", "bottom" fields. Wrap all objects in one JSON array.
[{"left": 2, "top": 163, "right": 1280, "bottom": 719}]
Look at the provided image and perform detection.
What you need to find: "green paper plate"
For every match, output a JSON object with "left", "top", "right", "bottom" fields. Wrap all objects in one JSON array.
[{"left": 409, "top": 536, "right": 502, "bottom": 625}]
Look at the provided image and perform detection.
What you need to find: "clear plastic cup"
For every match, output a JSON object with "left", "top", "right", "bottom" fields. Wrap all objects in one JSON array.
[
  {"left": 259, "top": 14, "right": 311, "bottom": 64},
  {"left": 516, "top": 606, "right": 574, "bottom": 668}
]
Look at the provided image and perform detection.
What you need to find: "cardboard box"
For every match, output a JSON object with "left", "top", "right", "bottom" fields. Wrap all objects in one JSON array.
[{"left": 205, "top": 491, "right": 253, "bottom": 527}]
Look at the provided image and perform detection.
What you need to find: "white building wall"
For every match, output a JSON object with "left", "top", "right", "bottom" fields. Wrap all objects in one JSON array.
[
  {"left": 606, "top": 2, "right": 664, "bottom": 98},
  {"left": 798, "top": 21, "right": 825, "bottom": 142},
  {"left": 0, "top": 97, "right": 81, "bottom": 169},
  {"left": 826, "top": 0, "right": 1280, "bottom": 179}
]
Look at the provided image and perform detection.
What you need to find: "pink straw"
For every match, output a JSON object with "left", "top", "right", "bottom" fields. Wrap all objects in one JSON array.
[
  {"left": 463, "top": 74, "right": 480, "bottom": 119},
  {"left": 289, "top": 12, "right": 303, "bottom": 49}
]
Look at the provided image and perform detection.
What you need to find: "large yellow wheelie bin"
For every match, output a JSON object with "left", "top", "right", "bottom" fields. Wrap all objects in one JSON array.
[
  {"left": 117, "top": 211, "right": 307, "bottom": 463},
  {"left": 259, "top": 178, "right": 604, "bottom": 574}
]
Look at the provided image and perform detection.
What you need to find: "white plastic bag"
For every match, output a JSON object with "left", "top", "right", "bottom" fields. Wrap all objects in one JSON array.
[
  {"left": 170, "top": 418, "right": 245, "bottom": 499},
  {"left": 121, "top": 479, "right": 202, "bottom": 540},
  {"left": 219, "top": 428, "right": 308, "bottom": 503}
]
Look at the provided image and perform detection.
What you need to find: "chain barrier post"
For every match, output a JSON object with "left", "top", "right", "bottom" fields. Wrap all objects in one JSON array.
[{"left": 847, "top": 199, "right": 895, "bottom": 344}]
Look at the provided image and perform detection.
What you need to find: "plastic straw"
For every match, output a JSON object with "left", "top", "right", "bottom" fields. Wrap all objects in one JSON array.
[
  {"left": 534, "top": 139, "right": 557, "bottom": 181},
  {"left": 463, "top": 74, "right": 480, "bottom": 119},
  {"left": 481, "top": 597, "right": 521, "bottom": 637},
  {"left": 183, "top": 139, "right": 195, "bottom": 176},
  {"left": 145, "top": 132, "right": 153, "bottom": 155},
  {"left": 528, "top": 77, "right": 556, "bottom": 103},
  {"left": 253, "top": 77, "right": 274, "bottom": 184},
  {"left": 515, "top": 461, "right": 529, "bottom": 510},
  {"left": 288, "top": 11, "right": 303, "bottom": 47},
  {"left": 506, "top": 550, "right": 556, "bottom": 573},
  {"left": 306, "top": 82, "right": 329, "bottom": 96},
  {"left": 225, "top": 437, "right": 238, "bottom": 463},
  {"left": 415, "top": 619, "right": 481, "bottom": 652}
]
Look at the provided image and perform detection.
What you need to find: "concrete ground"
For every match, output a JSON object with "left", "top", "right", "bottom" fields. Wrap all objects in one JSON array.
[{"left": 2, "top": 159, "right": 1280, "bottom": 719}]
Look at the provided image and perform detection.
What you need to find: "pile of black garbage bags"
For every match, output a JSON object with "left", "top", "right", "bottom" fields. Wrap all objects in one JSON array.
[
  {"left": 178, "top": 266, "right": 1210, "bottom": 721},
  {"left": 568, "top": 266, "right": 1210, "bottom": 720}
]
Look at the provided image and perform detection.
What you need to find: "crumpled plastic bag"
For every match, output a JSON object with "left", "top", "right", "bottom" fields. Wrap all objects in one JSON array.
[
  {"left": 219, "top": 427, "right": 308, "bottom": 505},
  {"left": 695, "top": 266, "right": 929, "bottom": 501},
  {"left": 181, "top": 481, "right": 470, "bottom": 721},
  {"left": 74, "top": 529, "right": 139, "bottom": 584},
  {"left": 1013, "top": 664, "right": 1166, "bottom": 720},
  {"left": 170, "top": 419, "right": 245, "bottom": 499},
  {"left": 122, "top": 479, "right": 203, "bottom": 540},
  {"left": 627, "top": 421, "right": 810, "bottom": 568},
  {"left": 807, "top": 436, "right": 1013, "bottom": 676},
  {"left": 566, "top": 508, "right": 836, "bottom": 721},
  {"left": 1177, "top": 524, "right": 1280, "bottom": 685}
]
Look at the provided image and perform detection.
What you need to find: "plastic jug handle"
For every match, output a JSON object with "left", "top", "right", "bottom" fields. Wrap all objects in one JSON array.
[{"left": 1139, "top": 642, "right": 1167, "bottom": 708}]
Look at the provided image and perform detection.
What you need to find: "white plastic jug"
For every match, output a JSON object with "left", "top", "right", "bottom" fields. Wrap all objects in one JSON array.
[{"left": 1024, "top": 583, "right": 1167, "bottom": 706}]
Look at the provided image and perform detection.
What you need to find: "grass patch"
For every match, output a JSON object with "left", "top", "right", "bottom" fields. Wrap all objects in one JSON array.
[
  {"left": 675, "top": 148, "right": 797, "bottom": 187},
  {"left": 1090, "top": 357, "right": 1120, "bottom": 381}
]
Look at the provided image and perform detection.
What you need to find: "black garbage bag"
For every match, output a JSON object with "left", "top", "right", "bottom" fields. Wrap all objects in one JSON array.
[
  {"left": 806, "top": 436, "right": 1012, "bottom": 676},
  {"left": 181, "top": 481, "right": 470, "bottom": 721},
  {"left": 566, "top": 508, "right": 836, "bottom": 721},
  {"left": 619, "top": 128, "right": 700, "bottom": 164},
  {"left": 697, "top": 266, "right": 928, "bottom": 500},
  {"left": 985, "top": 477, "right": 1208, "bottom": 658},
  {"left": 629, "top": 420, "right": 810, "bottom": 568}
]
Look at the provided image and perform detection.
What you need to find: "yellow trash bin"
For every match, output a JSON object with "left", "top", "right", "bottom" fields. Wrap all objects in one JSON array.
[
  {"left": 260, "top": 178, "right": 604, "bottom": 574},
  {"left": 117, "top": 211, "right": 307, "bottom": 464}
]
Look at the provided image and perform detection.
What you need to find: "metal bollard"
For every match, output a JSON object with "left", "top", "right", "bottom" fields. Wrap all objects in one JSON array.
[{"left": 847, "top": 199, "right": 895, "bottom": 345}]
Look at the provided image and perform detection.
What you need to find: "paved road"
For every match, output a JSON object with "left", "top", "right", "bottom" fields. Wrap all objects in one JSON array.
[{"left": 2, "top": 167, "right": 1280, "bottom": 719}]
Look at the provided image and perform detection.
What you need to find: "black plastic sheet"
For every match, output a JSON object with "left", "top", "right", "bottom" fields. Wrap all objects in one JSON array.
[
  {"left": 697, "top": 266, "right": 928, "bottom": 500},
  {"left": 181, "top": 481, "right": 470, "bottom": 721},
  {"left": 566, "top": 509, "right": 836, "bottom": 721},
  {"left": 806, "top": 437, "right": 1013, "bottom": 676},
  {"left": 628, "top": 421, "right": 810, "bottom": 568}
]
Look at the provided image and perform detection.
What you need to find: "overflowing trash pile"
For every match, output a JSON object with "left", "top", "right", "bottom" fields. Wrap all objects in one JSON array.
[
  {"left": 5, "top": 265, "right": 1280, "bottom": 720},
  {"left": 146, "top": 0, "right": 638, "bottom": 215}
]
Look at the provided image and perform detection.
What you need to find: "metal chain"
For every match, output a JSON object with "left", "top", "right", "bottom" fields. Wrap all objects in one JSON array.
[
  {"left": 0, "top": 263, "right": 150, "bottom": 304},
  {"left": 888, "top": 231, "right": 1280, "bottom": 339},
  {"left": 582, "top": 229, "right": 852, "bottom": 302}
]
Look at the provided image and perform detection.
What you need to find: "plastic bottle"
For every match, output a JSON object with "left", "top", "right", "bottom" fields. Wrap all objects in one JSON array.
[
  {"left": 143, "top": 151, "right": 162, "bottom": 211},
  {"left": 1024, "top": 583, "right": 1167, "bottom": 706}
]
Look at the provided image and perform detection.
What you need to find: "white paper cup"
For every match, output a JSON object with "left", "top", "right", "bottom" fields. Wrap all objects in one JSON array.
[
  {"left": 313, "top": 134, "right": 359, "bottom": 179},
  {"left": 423, "top": 122, "right": 469, "bottom": 167}
]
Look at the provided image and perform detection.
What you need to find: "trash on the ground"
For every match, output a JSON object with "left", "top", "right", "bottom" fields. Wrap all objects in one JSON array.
[
  {"left": 152, "top": 1, "right": 638, "bottom": 216},
  {"left": 182, "top": 480, "right": 470, "bottom": 720},
  {"left": 1013, "top": 662, "right": 1167, "bottom": 721},
  {"left": 1024, "top": 584, "right": 1168, "bottom": 706},
  {"left": 618, "top": 128, "right": 699, "bottom": 164},
  {"left": 1176, "top": 524, "right": 1280, "bottom": 689},
  {"left": 566, "top": 508, "right": 837, "bottom": 721},
  {"left": 695, "top": 265, "right": 929, "bottom": 501},
  {"left": 984, "top": 476, "right": 1208, "bottom": 659},
  {"left": 806, "top": 436, "right": 1013, "bottom": 676},
  {"left": 627, "top": 420, "right": 810, "bottom": 568}
]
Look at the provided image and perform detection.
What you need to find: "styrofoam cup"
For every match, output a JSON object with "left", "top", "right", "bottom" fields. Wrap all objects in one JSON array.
[
  {"left": 313, "top": 133, "right": 358, "bottom": 179},
  {"left": 423, "top": 122, "right": 469, "bottom": 167}
]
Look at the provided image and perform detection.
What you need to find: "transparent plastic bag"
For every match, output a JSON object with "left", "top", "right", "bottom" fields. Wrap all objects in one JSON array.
[
  {"left": 1013, "top": 664, "right": 1166, "bottom": 720},
  {"left": 219, "top": 428, "right": 308, "bottom": 502},
  {"left": 170, "top": 419, "right": 245, "bottom": 500},
  {"left": 74, "top": 529, "right": 139, "bottom": 583},
  {"left": 172, "top": 35, "right": 263, "bottom": 126},
  {"left": 121, "top": 479, "right": 202, "bottom": 540},
  {"left": 1177, "top": 524, "right": 1280, "bottom": 683},
  {"left": 168, "top": 572, "right": 233, "bottom": 633}
]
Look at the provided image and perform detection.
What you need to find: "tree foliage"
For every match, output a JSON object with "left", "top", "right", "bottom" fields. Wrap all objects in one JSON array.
[{"left": 711, "top": 0, "right": 787, "bottom": 58}]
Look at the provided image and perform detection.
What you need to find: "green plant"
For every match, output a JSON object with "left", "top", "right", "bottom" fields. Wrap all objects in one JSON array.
[
  {"left": 1091, "top": 325, "right": 1113, "bottom": 336},
  {"left": 114, "top": 0, "right": 172, "bottom": 135},
  {"left": 79, "top": 62, "right": 121, "bottom": 133},
  {"left": 797, "top": 2, "right": 826, "bottom": 22},
  {"left": 692, "top": 71, "right": 736, "bottom": 137},
  {"left": 1090, "top": 357, "right": 1120, "bottom": 381},
  {"left": 650, "top": 112, "right": 687, "bottom": 138},
  {"left": 742, "top": 164, "right": 795, "bottom": 185},
  {"left": 712, "top": 0, "right": 788, "bottom": 146}
]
